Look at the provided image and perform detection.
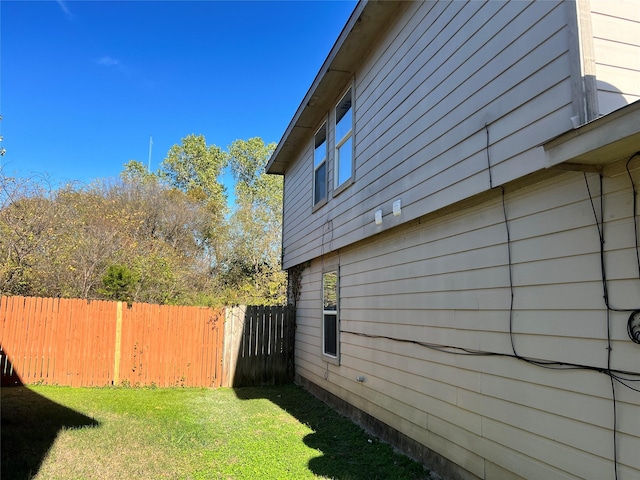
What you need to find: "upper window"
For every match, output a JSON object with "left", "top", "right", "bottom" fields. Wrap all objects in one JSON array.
[
  {"left": 334, "top": 88, "right": 353, "bottom": 190},
  {"left": 313, "top": 123, "right": 327, "bottom": 206},
  {"left": 322, "top": 270, "right": 339, "bottom": 360}
]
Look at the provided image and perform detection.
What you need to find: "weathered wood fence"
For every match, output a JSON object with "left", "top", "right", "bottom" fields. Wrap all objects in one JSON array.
[
  {"left": 224, "top": 305, "right": 296, "bottom": 387},
  {"left": 0, "top": 296, "right": 295, "bottom": 388}
]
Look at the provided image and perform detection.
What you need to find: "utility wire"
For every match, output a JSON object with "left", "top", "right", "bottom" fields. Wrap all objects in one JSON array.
[
  {"left": 340, "top": 136, "right": 640, "bottom": 479},
  {"left": 341, "top": 330, "right": 640, "bottom": 378},
  {"left": 625, "top": 153, "right": 640, "bottom": 280},
  {"left": 0, "top": 0, "right": 5, "bottom": 160},
  {"left": 484, "top": 126, "right": 639, "bottom": 479}
]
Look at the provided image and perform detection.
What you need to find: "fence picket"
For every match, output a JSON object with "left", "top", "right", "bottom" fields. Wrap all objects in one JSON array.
[
  {"left": 0, "top": 296, "right": 292, "bottom": 388},
  {"left": 0, "top": 296, "right": 226, "bottom": 388},
  {"left": 226, "top": 304, "right": 296, "bottom": 387}
]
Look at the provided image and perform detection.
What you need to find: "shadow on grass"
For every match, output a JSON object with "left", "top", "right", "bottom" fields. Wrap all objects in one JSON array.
[
  {"left": 234, "top": 384, "right": 429, "bottom": 480},
  {"left": 1, "top": 346, "right": 100, "bottom": 480}
]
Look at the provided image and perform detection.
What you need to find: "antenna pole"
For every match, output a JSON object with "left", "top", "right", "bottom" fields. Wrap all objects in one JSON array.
[{"left": 148, "top": 136, "right": 153, "bottom": 172}]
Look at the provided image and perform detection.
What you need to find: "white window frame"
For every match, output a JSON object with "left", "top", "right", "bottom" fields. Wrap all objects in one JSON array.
[
  {"left": 313, "top": 122, "right": 328, "bottom": 209},
  {"left": 333, "top": 86, "right": 354, "bottom": 194},
  {"left": 322, "top": 269, "right": 339, "bottom": 363}
]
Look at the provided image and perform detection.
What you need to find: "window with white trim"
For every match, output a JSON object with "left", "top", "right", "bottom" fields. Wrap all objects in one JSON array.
[
  {"left": 313, "top": 123, "right": 327, "bottom": 206},
  {"left": 322, "top": 270, "right": 339, "bottom": 359},
  {"left": 334, "top": 88, "right": 353, "bottom": 190}
]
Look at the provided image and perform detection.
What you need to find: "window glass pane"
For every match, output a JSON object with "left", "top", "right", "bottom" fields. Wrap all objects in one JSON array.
[
  {"left": 336, "top": 95, "right": 352, "bottom": 143},
  {"left": 324, "top": 314, "right": 337, "bottom": 356},
  {"left": 314, "top": 162, "right": 326, "bottom": 205},
  {"left": 323, "top": 271, "right": 337, "bottom": 310},
  {"left": 336, "top": 136, "right": 352, "bottom": 187},
  {"left": 314, "top": 126, "right": 327, "bottom": 167},
  {"left": 314, "top": 142, "right": 326, "bottom": 167}
]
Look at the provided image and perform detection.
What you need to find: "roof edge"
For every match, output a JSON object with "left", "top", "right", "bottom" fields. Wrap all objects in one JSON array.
[
  {"left": 544, "top": 100, "right": 640, "bottom": 168},
  {"left": 266, "top": 1, "right": 407, "bottom": 175}
]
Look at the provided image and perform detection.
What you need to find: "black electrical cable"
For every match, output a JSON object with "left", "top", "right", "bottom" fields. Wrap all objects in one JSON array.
[
  {"left": 611, "top": 375, "right": 640, "bottom": 393},
  {"left": 628, "top": 310, "right": 640, "bottom": 344},
  {"left": 358, "top": 129, "right": 640, "bottom": 478},
  {"left": 342, "top": 330, "right": 640, "bottom": 377},
  {"left": 592, "top": 174, "right": 618, "bottom": 480},
  {"left": 625, "top": 152, "right": 640, "bottom": 280},
  {"left": 607, "top": 308, "right": 619, "bottom": 480},
  {"left": 486, "top": 124, "right": 517, "bottom": 360},
  {"left": 625, "top": 153, "right": 640, "bottom": 345},
  {"left": 610, "top": 371, "right": 619, "bottom": 480},
  {"left": 584, "top": 172, "right": 640, "bottom": 314},
  {"left": 485, "top": 130, "right": 639, "bottom": 479}
]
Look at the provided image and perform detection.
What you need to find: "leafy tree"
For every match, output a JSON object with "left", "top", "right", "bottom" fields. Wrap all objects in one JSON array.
[
  {"left": 225, "top": 138, "right": 286, "bottom": 304},
  {"left": 0, "top": 135, "right": 286, "bottom": 306},
  {"left": 160, "top": 134, "right": 230, "bottom": 277},
  {"left": 121, "top": 160, "right": 155, "bottom": 183},
  {"left": 0, "top": 175, "right": 59, "bottom": 296},
  {"left": 99, "top": 264, "right": 140, "bottom": 302},
  {"left": 160, "top": 134, "right": 227, "bottom": 212},
  {"left": 46, "top": 184, "right": 129, "bottom": 298}
]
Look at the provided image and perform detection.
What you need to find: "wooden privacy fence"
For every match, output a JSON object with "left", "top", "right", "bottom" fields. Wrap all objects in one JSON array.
[
  {"left": 223, "top": 305, "right": 296, "bottom": 387},
  {"left": 0, "top": 296, "right": 224, "bottom": 387},
  {"left": 0, "top": 296, "right": 295, "bottom": 388}
]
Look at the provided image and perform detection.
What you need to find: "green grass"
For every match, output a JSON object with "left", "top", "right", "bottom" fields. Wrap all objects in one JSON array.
[{"left": 1, "top": 384, "right": 432, "bottom": 480}]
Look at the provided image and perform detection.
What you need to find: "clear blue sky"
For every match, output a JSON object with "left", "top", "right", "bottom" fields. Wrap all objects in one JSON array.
[{"left": 0, "top": 0, "right": 357, "bottom": 186}]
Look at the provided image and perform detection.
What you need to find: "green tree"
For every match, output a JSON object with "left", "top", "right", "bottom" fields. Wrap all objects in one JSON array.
[
  {"left": 121, "top": 160, "right": 156, "bottom": 183},
  {"left": 0, "top": 175, "right": 60, "bottom": 296},
  {"left": 0, "top": 135, "right": 286, "bottom": 306},
  {"left": 160, "top": 134, "right": 229, "bottom": 278},
  {"left": 99, "top": 264, "right": 140, "bottom": 302},
  {"left": 225, "top": 138, "right": 286, "bottom": 305},
  {"left": 160, "top": 134, "right": 227, "bottom": 212},
  {"left": 98, "top": 175, "right": 215, "bottom": 304}
]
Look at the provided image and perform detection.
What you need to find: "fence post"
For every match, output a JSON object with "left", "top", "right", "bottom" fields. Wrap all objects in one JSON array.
[
  {"left": 113, "top": 301, "right": 123, "bottom": 385},
  {"left": 221, "top": 306, "right": 244, "bottom": 387}
]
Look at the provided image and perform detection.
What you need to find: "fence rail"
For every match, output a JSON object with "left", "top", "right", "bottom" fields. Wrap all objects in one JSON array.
[{"left": 0, "top": 296, "right": 295, "bottom": 388}]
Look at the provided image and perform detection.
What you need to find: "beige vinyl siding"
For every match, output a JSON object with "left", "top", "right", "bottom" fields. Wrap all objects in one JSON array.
[
  {"left": 282, "top": 145, "right": 318, "bottom": 267},
  {"left": 282, "top": 122, "right": 341, "bottom": 269},
  {"left": 590, "top": 0, "right": 640, "bottom": 114},
  {"left": 281, "top": 1, "right": 576, "bottom": 269},
  {"left": 294, "top": 168, "right": 640, "bottom": 479}
]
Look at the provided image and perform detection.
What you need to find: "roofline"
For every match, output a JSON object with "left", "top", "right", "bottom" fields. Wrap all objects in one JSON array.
[
  {"left": 266, "top": 0, "right": 407, "bottom": 175},
  {"left": 544, "top": 100, "right": 640, "bottom": 169}
]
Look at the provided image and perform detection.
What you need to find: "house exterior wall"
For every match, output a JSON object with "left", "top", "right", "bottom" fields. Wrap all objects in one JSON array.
[
  {"left": 294, "top": 167, "right": 640, "bottom": 479},
  {"left": 273, "top": 1, "right": 640, "bottom": 478},
  {"left": 282, "top": 0, "right": 583, "bottom": 270},
  {"left": 281, "top": 0, "right": 640, "bottom": 271},
  {"left": 590, "top": 0, "right": 640, "bottom": 114}
]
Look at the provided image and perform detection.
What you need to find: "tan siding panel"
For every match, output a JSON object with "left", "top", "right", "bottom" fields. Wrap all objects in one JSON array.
[
  {"left": 594, "top": 41, "right": 640, "bottom": 72},
  {"left": 465, "top": 389, "right": 613, "bottom": 459},
  {"left": 281, "top": 1, "right": 577, "bottom": 267},
  {"left": 480, "top": 417, "right": 610, "bottom": 479},
  {"left": 590, "top": 4, "right": 640, "bottom": 116},
  {"left": 595, "top": 63, "right": 640, "bottom": 104},
  {"left": 590, "top": 0, "right": 640, "bottom": 21},
  {"left": 294, "top": 169, "right": 640, "bottom": 478}
]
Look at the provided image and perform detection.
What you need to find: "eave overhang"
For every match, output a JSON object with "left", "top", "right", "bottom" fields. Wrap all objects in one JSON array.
[
  {"left": 266, "top": 0, "right": 408, "bottom": 175},
  {"left": 544, "top": 100, "right": 640, "bottom": 170}
]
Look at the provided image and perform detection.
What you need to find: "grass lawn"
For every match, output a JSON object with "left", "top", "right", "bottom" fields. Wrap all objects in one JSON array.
[{"left": 1, "top": 384, "right": 433, "bottom": 480}]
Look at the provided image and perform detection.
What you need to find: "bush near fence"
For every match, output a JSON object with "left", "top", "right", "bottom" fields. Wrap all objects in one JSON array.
[{"left": 0, "top": 296, "right": 294, "bottom": 388}]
